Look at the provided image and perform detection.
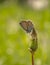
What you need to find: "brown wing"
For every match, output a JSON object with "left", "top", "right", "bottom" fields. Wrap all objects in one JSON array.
[
  {"left": 28, "top": 21, "right": 33, "bottom": 27},
  {"left": 26, "top": 21, "right": 33, "bottom": 32},
  {"left": 20, "top": 20, "right": 34, "bottom": 33},
  {"left": 20, "top": 21, "right": 28, "bottom": 31}
]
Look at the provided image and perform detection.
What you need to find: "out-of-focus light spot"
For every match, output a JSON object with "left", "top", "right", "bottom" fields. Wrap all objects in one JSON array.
[
  {"left": 0, "top": 57, "right": 6, "bottom": 65},
  {"left": 40, "top": 33, "right": 48, "bottom": 53},
  {"left": 44, "top": 22, "right": 50, "bottom": 30},
  {"left": 6, "top": 48, "right": 14, "bottom": 55},
  {"left": 6, "top": 19, "right": 19, "bottom": 34},
  {"left": 0, "top": 59, "right": 3, "bottom": 65},
  {"left": 26, "top": 34, "right": 32, "bottom": 45},
  {"left": 28, "top": 0, "right": 48, "bottom": 10},
  {"left": 35, "top": 59, "right": 41, "bottom": 65},
  {"left": 6, "top": 40, "right": 15, "bottom": 55},
  {"left": 6, "top": 39, "right": 15, "bottom": 49}
]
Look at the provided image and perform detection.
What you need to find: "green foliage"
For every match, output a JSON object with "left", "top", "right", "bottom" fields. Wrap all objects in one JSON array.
[{"left": 0, "top": 1, "right": 50, "bottom": 65}]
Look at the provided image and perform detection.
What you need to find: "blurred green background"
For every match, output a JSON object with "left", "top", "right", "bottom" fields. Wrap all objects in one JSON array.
[{"left": 0, "top": 0, "right": 50, "bottom": 65}]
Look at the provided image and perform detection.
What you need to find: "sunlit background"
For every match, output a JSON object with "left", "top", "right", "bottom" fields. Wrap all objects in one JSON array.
[{"left": 0, "top": 0, "right": 50, "bottom": 65}]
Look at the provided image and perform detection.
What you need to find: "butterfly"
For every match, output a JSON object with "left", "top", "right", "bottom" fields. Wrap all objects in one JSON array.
[
  {"left": 20, "top": 20, "right": 37, "bottom": 39},
  {"left": 20, "top": 20, "right": 38, "bottom": 52},
  {"left": 19, "top": 20, "right": 33, "bottom": 33}
]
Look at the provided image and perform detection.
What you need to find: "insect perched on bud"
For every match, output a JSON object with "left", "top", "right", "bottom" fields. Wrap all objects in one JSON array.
[
  {"left": 20, "top": 20, "right": 38, "bottom": 53},
  {"left": 20, "top": 20, "right": 38, "bottom": 65}
]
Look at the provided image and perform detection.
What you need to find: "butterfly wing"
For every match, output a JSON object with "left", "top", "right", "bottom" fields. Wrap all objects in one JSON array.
[
  {"left": 20, "top": 21, "right": 28, "bottom": 31},
  {"left": 27, "top": 21, "right": 33, "bottom": 33},
  {"left": 20, "top": 21, "right": 33, "bottom": 33}
]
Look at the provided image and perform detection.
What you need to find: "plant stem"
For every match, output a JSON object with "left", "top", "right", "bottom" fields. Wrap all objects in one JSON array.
[{"left": 32, "top": 53, "right": 34, "bottom": 65}]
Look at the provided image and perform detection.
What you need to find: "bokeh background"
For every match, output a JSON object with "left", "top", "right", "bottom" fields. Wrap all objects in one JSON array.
[{"left": 0, "top": 0, "right": 50, "bottom": 65}]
